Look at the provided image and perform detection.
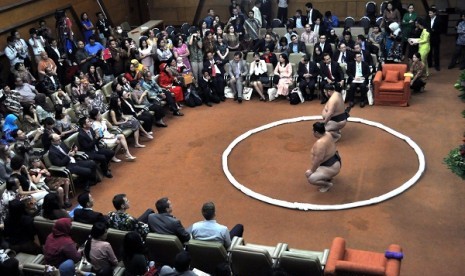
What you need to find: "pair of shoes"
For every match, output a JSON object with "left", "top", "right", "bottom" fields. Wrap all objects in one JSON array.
[
  {"left": 307, "top": 96, "right": 314, "bottom": 101},
  {"left": 259, "top": 97, "right": 265, "bottom": 101},
  {"left": 360, "top": 102, "right": 366, "bottom": 108},
  {"left": 205, "top": 102, "right": 212, "bottom": 107},
  {"left": 145, "top": 134, "right": 154, "bottom": 139},
  {"left": 349, "top": 101, "right": 355, "bottom": 108},
  {"left": 155, "top": 122, "right": 168, "bottom": 127},
  {"left": 173, "top": 111, "right": 184, "bottom": 116},
  {"left": 84, "top": 186, "right": 90, "bottom": 192},
  {"left": 221, "top": 97, "right": 226, "bottom": 102},
  {"left": 135, "top": 144, "right": 146, "bottom": 148},
  {"left": 234, "top": 97, "right": 238, "bottom": 101},
  {"left": 104, "top": 171, "right": 113, "bottom": 178},
  {"left": 111, "top": 157, "right": 122, "bottom": 163},
  {"left": 126, "top": 155, "right": 136, "bottom": 161},
  {"left": 63, "top": 201, "right": 72, "bottom": 209},
  {"left": 238, "top": 97, "right": 242, "bottom": 103}
]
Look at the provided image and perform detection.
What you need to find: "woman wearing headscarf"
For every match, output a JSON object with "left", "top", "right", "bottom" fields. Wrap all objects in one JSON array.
[
  {"left": 2, "top": 114, "right": 19, "bottom": 142},
  {"left": 43, "top": 218, "right": 82, "bottom": 269},
  {"left": 159, "top": 60, "right": 184, "bottom": 104}
]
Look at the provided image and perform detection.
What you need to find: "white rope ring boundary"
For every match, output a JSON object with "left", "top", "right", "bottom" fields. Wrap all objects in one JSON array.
[{"left": 222, "top": 116, "right": 426, "bottom": 211}]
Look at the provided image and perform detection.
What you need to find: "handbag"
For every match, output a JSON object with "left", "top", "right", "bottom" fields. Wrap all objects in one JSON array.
[
  {"left": 259, "top": 73, "right": 270, "bottom": 84},
  {"left": 267, "top": 88, "right": 278, "bottom": 101},
  {"left": 224, "top": 87, "right": 234, "bottom": 98},
  {"left": 367, "top": 85, "right": 374, "bottom": 105},
  {"left": 290, "top": 87, "right": 305, "bottom": 104},
  {"left": 182, "top": 72, "right": 193, "bottom": 85},
  {"left": 242, "top": 87, "right": 253, "bottom": 100}
]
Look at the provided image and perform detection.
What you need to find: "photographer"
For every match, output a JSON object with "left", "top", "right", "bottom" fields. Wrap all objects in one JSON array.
[{"left": 188, "top": 29, "right": 204, "bottom": 83}]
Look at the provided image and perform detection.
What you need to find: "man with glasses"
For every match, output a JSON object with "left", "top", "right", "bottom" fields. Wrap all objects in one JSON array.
[
  {"left": 314, "top": 34, "right": 333, "bottom": 57},
  {"left": 305, "top": 122, "right": 341, "bottom": 193},
  {"left": 297, "top": 54, "right": 319, "bottom": 101},
  {"left": 48, "top": 133, "right": 98, "bottom": 192},
  {"left": 319, "top": 53, "right": 344, "bottom": 104},
  {"left": 346, "top": 52, "right": 371, "bottom": 108}
]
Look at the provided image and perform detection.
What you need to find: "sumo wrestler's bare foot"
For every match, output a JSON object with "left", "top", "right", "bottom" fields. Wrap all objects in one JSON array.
[{"left": 318, "top": 182, "right": 333, "bottom": 193}]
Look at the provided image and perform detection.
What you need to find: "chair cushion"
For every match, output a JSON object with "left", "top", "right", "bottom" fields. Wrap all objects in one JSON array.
[
  {"left": 385, "top": 70, "right": 399, "bottom": 83},
  {"left": 379, "top": 82, "right": 404, "bottom": 92}
]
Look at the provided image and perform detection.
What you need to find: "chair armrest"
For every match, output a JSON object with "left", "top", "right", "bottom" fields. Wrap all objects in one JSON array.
[
  {"left": 229, "top": 236, "right": 244, "bottom": 251},
  {"left": 272, "top": 243, "right": 289, "bottom": 259},
  {"left": 75, "top": 151, "right": 89, "bottom": 160},
  {"left": 335, "top": 260, "right": 385, "bottom": 275},
  {"left": 22, "top": 263, "right": 46, "bottom": 273},
  {"left": 385, "top": 244, "right": 402, "bottom": 276},
  {"left": 403, "top": 76, "right": 411, "bottom": 90},
  {"left": 48, "top": 166, "right": 72, "bottom": 178},
  {"left": 373, "top": 71, "right": 382, "bottom": 84},
  {"left": 325, "top": 237, "right": 347, "bottom": 274}
]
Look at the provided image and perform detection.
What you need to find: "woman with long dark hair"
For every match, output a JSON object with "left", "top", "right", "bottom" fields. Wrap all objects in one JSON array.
[
  {"left": 81, "top": 12, "right": 95, "bottom": 44},
  {"left": 84, "top": 222, "right": 118, "bottom": 273},
  {"left": 41, "top": 193, "right": 70, "bottom": 220},
  {"left": 273, "top": 53, "right": 293, "bottom": 97},
  {"left": 139, "top": 37, "right": 154, "bottom": 74},
  {"left": 108, "top": 89, "right": 147, "bottom": 148},
  {"left": 54, "top": 104, "right": 77, "bottom": 140},
  {"left": 122, "top": 231, "right": 148, "bottom": 276}
]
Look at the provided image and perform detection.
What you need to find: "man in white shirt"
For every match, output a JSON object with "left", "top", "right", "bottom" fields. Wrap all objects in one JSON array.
[
  {"left": 189, "top": 202, "right": 243, "bottom": 249},
  {"left": 252, "top": 1, "right": 263, "bottom": 27}
]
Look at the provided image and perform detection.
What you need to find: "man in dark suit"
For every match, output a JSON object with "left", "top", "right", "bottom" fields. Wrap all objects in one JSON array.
[
  {"left": 259, "top": 0, "right": 273, "bottom": 27},
  {"left": 315, "top": 34, "right": 333, "bottom": 57},
  {"left": 73, "top": 192, "right": 108, "bottom": 225},
  {"left": 320, "top": 53, "right": 344, "bottom": 104},
  {"left": 353, "top": 43, "right": 374, "bottom": 70},
  {"left": 48, "top": 133, "right": 98, "bottom": 191},
  {"left": 77, "top": 116, "right": 114, "bottom": 178},
  {"left": 346, "top": 52, "right": 371, "bottom": 108},
  {"left": 333, "top": 42, "right": 354, "bottom": 65},
  {"left": 203, "top": 51, "right": 225, "bottom": 101},
  {"left": 297, "top": 54, "right": 320, "bottom": 100},
  {"left": 426, "top": 8, "right": 441, "bottom": 71},
  {"left": 147, "top": 197, "right": 191, "bottom": 244},
  {"left": 305, "top": 2, "right": 322, "bottom": 26},
  {"left": 198, "top": 68, "right": 220, "bottom": 106},
  {"left": 253, "top": 33, "right": 276, "bottom": 53},
  {"left": 287, "top": 34, "right": 307, "bottom": 55},
  {"left": 292, "top": 9, "right": 308, "bottom": 28},
  {"left": 45, "top": 38, "right": 66, "bottom": 83}
]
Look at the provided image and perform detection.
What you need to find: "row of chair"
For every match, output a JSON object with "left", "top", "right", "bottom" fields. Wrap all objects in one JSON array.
[
  {"left": 24, "top": 216, "right": 402, "bottom": 276},
  {"left": 29, "top": 216, "right": 330, "bottom": 275}
]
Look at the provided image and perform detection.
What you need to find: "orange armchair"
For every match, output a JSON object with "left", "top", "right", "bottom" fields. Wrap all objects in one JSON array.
[
  {"left": 373, "top": 63, "right": 411, "bottom": 106},
  {"left": 324, "top": 237, "right": 402, "bottom": 276}
]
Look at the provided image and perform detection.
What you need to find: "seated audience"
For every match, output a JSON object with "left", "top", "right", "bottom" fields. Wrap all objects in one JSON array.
[
  {"left": 55, "top": 104, "right": 78, "bottom": 140},
  {"left": 4, "top": 199, "right": 41, "bottom": 254},
  {"left": 74, "top": 192, "right": 108, "bottom": 225},
  {"left": 160, "top": 251, "right": 196, "bottom": 276},
  {"left": 43, "top": 218, "right": 82, "bottom": 269},
  {"left": 274, "top": 53, "right": 293, "bottom": 97},
  {"left": 77, "top": 116, "right": 114, "bottom": 178},
  {"left": 41, "top": 193, "right": 70, "bottom": 220},
  {"left": 48, "top": 133, "right": 98, "bottom": 191},
  {"left": 298, "top": 54, "right": 320, "bottom": 101},
  {"left": 107, "top": 193, "right": 151, "bottom": 238},
  {"left": 189, "top": 202, "right": 243, "bottom": 249},
  {"left": 122, "top": 231, "right": 149, "bottom": 276},
  {"left": 148, "top": 197, "right": 190, "bottom": 243},
  {"left": 89, "top": 109, "right": 136, "bottom": 161},
  {"left": 248, "top": 52, "right": 268, "bottom": 101},
  {"left": 84, "top": 222, "right": 118, "bottom": 273}
]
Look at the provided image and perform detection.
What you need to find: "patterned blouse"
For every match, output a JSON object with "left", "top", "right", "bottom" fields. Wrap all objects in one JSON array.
[
  {"left": 107, "top": 211, "right": 149, "bottom": 238},
  {"left": 410, "top": 60, "right": 427, "bottom": 83}
]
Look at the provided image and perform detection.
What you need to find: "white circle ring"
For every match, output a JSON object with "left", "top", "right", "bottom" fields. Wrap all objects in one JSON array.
[{"left": 222, "top": 116, "right": 426, "bottom": 211}]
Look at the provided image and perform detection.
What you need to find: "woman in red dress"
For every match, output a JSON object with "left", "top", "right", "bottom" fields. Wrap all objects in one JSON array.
[{"left": 158, "top": 61, "right": 184, "bottom": 103}]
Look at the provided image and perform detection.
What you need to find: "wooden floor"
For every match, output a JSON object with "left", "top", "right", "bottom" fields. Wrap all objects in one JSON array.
[{"left": 85, "top": 37, "right": 465, "bottom": 275}]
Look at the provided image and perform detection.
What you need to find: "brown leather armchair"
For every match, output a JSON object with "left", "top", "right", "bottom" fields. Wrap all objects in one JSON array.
[
  {"left": 373, "top": 63, "right": 411, "bottom": 106},
  {"left": 324, "top": 237, "right": 402, "bottom": 276}
]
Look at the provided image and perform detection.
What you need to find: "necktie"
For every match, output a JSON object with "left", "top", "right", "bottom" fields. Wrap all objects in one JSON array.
[
  {"left": 211, "top": 60, "right": 216, "bottom": 76},
  {"left": 342, "top": 53, "right": 346, "bottom": 63},
  {"left": 327, "top": 64, "right": 333, "bottom": 80}
]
